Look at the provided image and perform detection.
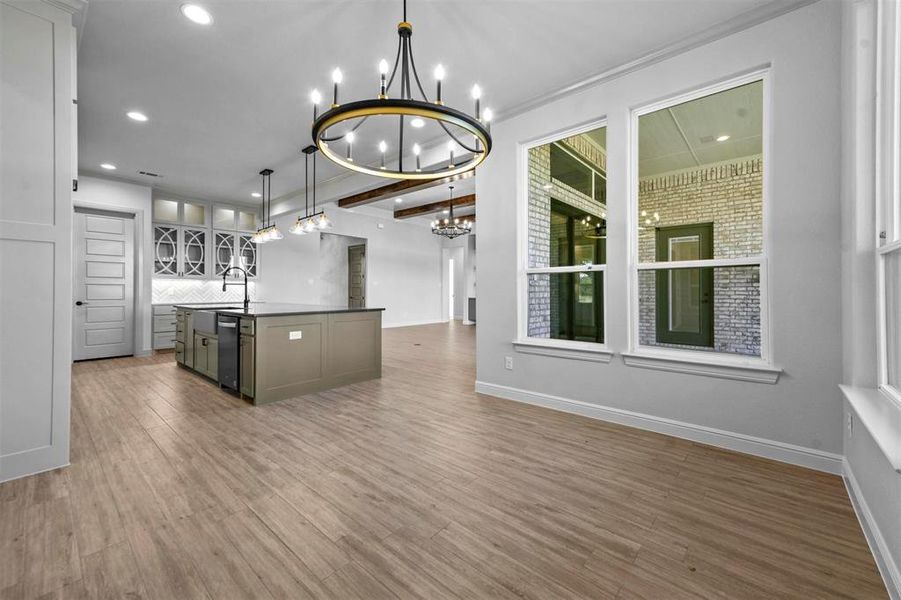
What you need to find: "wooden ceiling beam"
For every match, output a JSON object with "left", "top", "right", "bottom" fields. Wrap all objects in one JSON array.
[
  {"left": 336, "top": 170, "right": 475, "bottom": 208},
  {"left": 393, "top": 194, "right": 476, "bottom": 219}
]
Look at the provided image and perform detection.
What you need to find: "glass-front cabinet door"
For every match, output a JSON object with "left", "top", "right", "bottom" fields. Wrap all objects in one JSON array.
[
  {"left": 214, "top": 231, "right": 234, "bottom": 277},
  {"left": 238, "top": 233, "right": 257, "bottom": 277},
  {"left": 181, "top": 227, "right": 208, "bottom": 278},
  {"left": 213, "top": 231, "right": 258, "bottom": 278},
  {"left": 153, "top": 225, "right": 179, "bottom": 276}
]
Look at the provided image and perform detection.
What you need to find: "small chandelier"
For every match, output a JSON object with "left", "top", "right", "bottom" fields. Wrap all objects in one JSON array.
[
  {"left": 580, "top": 212, "right": 607, "bottom": 239},
  {"left": 308, "top": 0, "right": 492, "bottom": 181},
  {"left": 431, "top": 186, "right": 471, "bottom": 239},
  {"left": 252, "top": 168, "right": 282, "bottom": 244},
  {"left": 290, "top": 145, "right": 333, "bottom": 235}
]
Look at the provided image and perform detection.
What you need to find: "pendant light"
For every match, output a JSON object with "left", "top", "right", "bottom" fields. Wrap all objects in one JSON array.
[
  {"left": 291, "top": 145, "right": 333, "bottom": 235},
  {"left": 252, "top": 168, "right": 282, "bottom": 243}
]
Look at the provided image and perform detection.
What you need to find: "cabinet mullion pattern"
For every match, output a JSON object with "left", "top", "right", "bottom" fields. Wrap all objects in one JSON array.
[
  {"left": 182, "top": 228, "right": 207, "bottom": 277},
  {"left": 239, "top": 233, "right": 257, "bottom": 277},
  {"left": 153, "top": 225, "right": 179, "bottom": 276},
  {"left": 214, "top": 231, "right": 235, "bottom": 277}
]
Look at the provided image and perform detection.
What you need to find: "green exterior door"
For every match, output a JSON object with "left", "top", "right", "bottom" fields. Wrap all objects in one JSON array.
[{"left": 655, "top": 223, "right": 714, "bottom": 347}]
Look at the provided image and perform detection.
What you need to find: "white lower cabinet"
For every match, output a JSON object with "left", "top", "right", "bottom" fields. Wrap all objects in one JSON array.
[{"left": 152, "top": 304, "right": 177, "bottom": 349}]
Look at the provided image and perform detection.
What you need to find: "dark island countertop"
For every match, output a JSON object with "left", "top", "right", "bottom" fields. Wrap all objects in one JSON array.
[{"left": 173, "top": 303, "right": 385, "bottom": 319}]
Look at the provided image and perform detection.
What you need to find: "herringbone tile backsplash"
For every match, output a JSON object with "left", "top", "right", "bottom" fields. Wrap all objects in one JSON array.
[{"left": 152, "top": 279, "right": 257, "bottom": 304}]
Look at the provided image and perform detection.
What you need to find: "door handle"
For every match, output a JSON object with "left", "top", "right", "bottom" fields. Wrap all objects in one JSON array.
[{"left": 75, "top": 301, "right": 88, "bottom": 306}]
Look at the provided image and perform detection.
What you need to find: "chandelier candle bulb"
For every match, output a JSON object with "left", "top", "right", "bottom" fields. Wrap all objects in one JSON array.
[
  {"left": 471, "top": 84, "right": 482, "bottom": 118},
  {"left": 447, "top": 140, "right": 455, "bottom": 167},
  {"left": 434, "top": 64, "right": 445, "bottom": 104},
  {"left": 345, "top": 131, "right": 355, "bottom": 162},
  {"left": 483, "top": 107, "right": 493, "bottom": 131},
  {"left": 379, "top": 140, "right": 387, "bottom": 169},
  {"left": 331, "top": 68, "right": 343, "bottom": 107},
  {"left": 310, "top": 89, "right": 322, "bottom": 120},
  {"left": 378, "top": 59, "right": 389, "bottom": 98},
  {"left": 413, "top": 143, "right": 421, "bottom": 171}
]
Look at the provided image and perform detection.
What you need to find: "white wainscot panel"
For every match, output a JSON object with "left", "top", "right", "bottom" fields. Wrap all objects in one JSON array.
[{"left": 0, "top": 239, "right": 55, "bottom": 455}]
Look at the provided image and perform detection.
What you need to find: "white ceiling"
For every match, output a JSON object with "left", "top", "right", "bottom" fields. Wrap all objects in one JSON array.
[{"left": 78, "top": 0, "right": 785, "bottom": 205}]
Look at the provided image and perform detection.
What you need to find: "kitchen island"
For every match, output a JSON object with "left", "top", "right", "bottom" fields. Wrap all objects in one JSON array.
[{"left": 174, "top": 303, "right": 384, "bottom": 405}]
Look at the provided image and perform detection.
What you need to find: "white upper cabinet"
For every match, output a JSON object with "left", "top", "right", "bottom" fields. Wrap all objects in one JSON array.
[
  {"left": 153, "top": 199, "right": 258, "bottom": 279},
  {"left": 213, "top": 204, "right": 257, "bottom": 232}
]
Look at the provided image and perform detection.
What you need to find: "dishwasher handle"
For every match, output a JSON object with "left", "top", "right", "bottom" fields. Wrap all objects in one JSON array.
[{"left": 219, "top": 322, "right": 237, "bottom": 328}]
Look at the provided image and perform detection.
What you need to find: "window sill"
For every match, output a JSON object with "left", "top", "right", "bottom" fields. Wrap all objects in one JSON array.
[
  {"left": 840, "top": 385, "right": 901, "bottom": 474},
  {"left": 621, "top": 350, "right": 782, "bottom": 384},
  {"left": 512, "top": 339, "right": 613, "bottom": 363}
]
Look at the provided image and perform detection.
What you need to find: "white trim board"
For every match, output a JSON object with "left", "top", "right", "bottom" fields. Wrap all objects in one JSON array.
[
  {"left": 844, "top": 459, "right": 901, "bottom": 600},
  {"left": 474, "top": 380, "right": 842, "bottom": 474}
]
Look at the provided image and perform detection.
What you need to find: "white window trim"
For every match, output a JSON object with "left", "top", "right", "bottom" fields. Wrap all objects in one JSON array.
[
  {"left": 626, "top": 68, "right": 778, "bottom": 378},
  {"left": 515, "top": 118, "right": 611, "bottom": 359},
  {"left": 876, "top": 0, "right": 901, "bottom": 409}
]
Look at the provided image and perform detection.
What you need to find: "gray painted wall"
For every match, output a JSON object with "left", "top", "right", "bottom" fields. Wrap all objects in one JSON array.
[
  {"left": 258, "top": 209, "right": 444, "bottom": 328},
  {"left": 475, "top": 2, "right": 843, "bottom": 454}
]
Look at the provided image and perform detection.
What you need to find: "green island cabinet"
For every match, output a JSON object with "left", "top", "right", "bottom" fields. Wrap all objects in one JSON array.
[{"left": 174, "top": 304, "right": 384, "bottom": 405}]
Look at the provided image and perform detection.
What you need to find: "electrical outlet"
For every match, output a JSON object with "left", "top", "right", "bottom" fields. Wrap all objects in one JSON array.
[
  {"left": 847, "top": 413, "right": 854, "bottom": 438},
  {"left": 289, "top": 330, "right": 303, "bottom": 340},
  {"left": 504, "top": 356, "right": 513, "bottom": 370}
]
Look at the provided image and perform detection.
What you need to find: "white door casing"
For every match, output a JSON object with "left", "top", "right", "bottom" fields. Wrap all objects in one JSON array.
[{"left": 73, "top": 209, "right": 135, "bottom": 360}]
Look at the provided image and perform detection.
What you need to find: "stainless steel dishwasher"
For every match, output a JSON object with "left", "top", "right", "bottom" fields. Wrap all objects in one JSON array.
[{"left": 217, "top": 315, "right": 239, "bottom": 391}]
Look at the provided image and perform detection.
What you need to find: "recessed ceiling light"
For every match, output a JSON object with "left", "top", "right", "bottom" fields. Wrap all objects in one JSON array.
[
  {"left": 410, "top": 118, "right": 425, "bottom": 128},
  {"left": 251, "top": 192, "right": 262, "bottom": 198},
  {"left": 180, "top": 4, "right": 212, "bottom": 25},
  {"left": 126, "top": 111, "right": 148, "bottom": 122},
  {"left": 100, "top": 163, "right": 117, "bottom": 170},
  {"left": 443, "top": 209, "right": 449, "bottom": 214},
  {"left": 716, "top": 134, "right": 730, "bottom": 142},
  {"left": 395, "top": 198, "right": 403, "bottom": 203}
]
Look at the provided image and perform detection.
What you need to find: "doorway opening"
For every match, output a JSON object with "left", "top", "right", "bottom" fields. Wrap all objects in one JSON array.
[
  {"left": 72, "top": 207, "right": 136, "bottom": 360},
  {"left": 319, "top": 233, "right": 367, "bottom": 308},
  {"left": 448, "top": 258, "right": 455, "bottom": 320}
]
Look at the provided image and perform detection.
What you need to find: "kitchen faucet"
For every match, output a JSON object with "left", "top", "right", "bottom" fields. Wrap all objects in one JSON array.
[{"left": 222, "top": 266, "right": 250, "bottom": 311}]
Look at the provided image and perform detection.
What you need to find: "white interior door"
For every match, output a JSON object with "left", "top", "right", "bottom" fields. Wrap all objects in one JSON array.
[{"left": 73, "top": 209, "right": 135, "bottom": 360}]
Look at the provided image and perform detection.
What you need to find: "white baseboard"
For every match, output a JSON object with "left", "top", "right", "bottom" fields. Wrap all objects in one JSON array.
[
  {"left": 843, "top": 459, "right": 901, "bottom": 600},
  {"left": 474, "top": 380, "right": 843, "bottom": 474}
]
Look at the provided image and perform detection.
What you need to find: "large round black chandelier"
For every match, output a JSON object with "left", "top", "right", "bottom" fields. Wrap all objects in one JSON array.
[
  {"left": 308, "top": 0, "right": 492, "bottom": 181},
  {"left": 431, "top": 186, "right": 472, "bottom": 239}
]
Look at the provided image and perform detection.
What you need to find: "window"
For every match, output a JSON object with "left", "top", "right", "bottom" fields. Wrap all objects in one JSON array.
[
  {"left": 523, "top": 123, "right": 607, "bottom": 346},
  {"left": 632, "top": 75, "right": 767, "bottom": 360},
  {"left": 877, "top": 0, "right": 901, "bottom": 403}
]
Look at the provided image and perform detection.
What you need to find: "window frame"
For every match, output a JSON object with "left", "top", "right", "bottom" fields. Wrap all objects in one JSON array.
[
  {"left": 876, "top": 0, "right": 901, "bottom": 407},
  {"left": 627, "top": 68, "right": 774, "bottom": 367},
  {"left": 516, "top": 118, "right": 611, "bottom": 357}
]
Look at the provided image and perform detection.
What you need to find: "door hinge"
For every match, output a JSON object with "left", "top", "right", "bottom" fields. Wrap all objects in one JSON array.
[{"left": 72, "top": 179, "right": 78, "bottom": 192}]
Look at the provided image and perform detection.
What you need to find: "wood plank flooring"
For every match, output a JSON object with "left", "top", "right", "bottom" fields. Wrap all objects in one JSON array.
[{"left": 0, "top": 321, "right": 886, "bottom": 599}]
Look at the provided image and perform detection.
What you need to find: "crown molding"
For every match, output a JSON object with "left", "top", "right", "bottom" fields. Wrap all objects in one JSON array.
[{"left": 41, "top": 0, "right": 86, "bottom": 14}]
